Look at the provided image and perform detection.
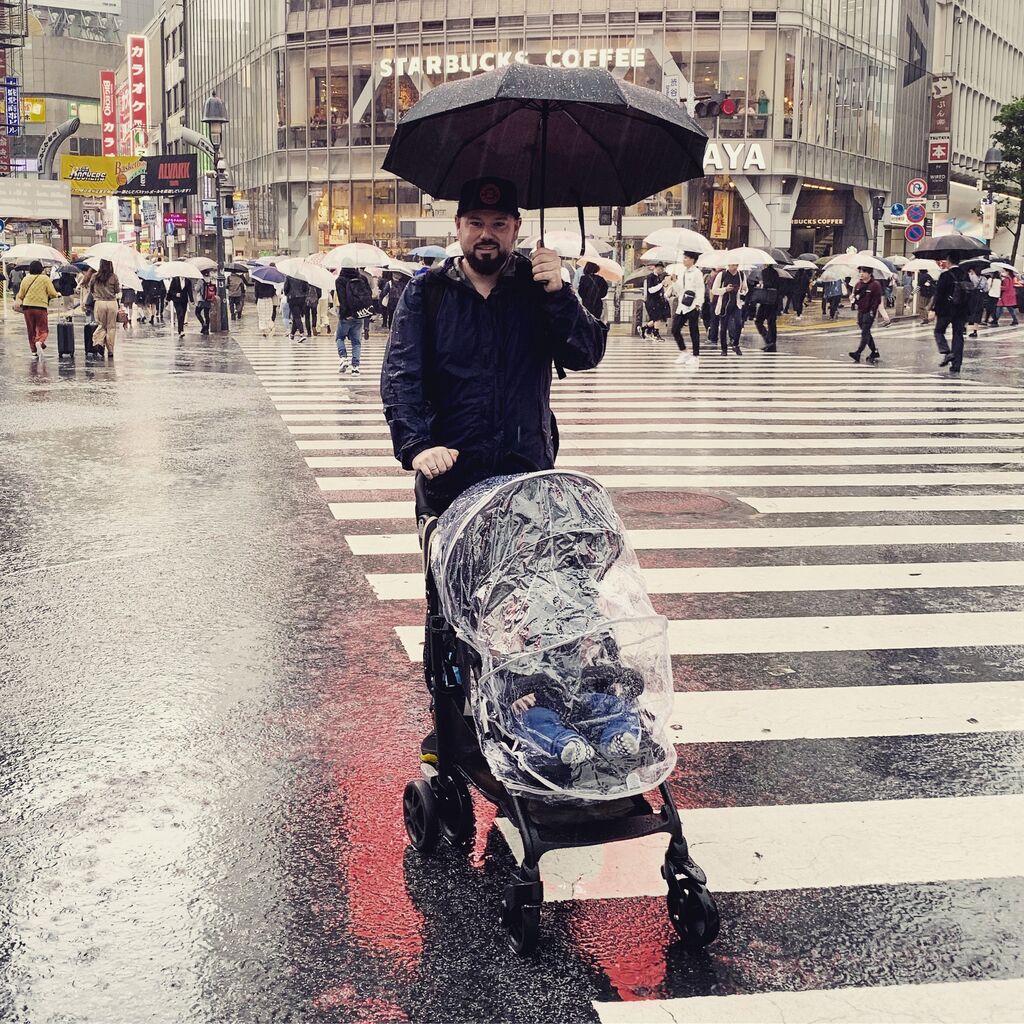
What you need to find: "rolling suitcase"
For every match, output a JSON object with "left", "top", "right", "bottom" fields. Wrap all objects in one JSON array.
[
  {"left": 83, "top": 322, "right": 101, "bottom": 357},
  {"left": 57, "top": 320, "right": 75, "bottom": 360}
]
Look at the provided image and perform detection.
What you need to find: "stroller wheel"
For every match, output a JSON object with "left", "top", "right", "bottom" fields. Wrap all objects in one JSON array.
[
  {"left": 437, "top": 776, "right": 475, "bottom": 848},
  {"left": 403, "top": 779, "right": 440, "bottom": 854},
  {"left": 666, "top": 879, "right": 720, "bottom": 951},
  {"left": 504, "top": 902, "right": 540, "bottom": 956},
  {"left": 500, "top": 867, "right": 543, "bottom": 956}
]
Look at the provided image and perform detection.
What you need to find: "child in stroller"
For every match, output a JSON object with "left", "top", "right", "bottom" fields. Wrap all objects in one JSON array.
[{"left": 402, "top": 469, "right": 719, "bottom": 954}]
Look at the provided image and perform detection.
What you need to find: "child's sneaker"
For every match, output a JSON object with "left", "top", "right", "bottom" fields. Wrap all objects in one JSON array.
[
  {"left": 560, "top": 738, "right": 593, "bottom": 767},
  {"left": 604, "top": 731, "right": 640, "bottom": 759}
]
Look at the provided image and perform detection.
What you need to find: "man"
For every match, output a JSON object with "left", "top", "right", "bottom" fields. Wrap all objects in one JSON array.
[
  {"left": 933, "top": 253, "right": 970, "bottom": 372},
  {"left": 848, "top": 267, "right": 882, "bottom": 363},
  {"left": 335, "top": 265, "right": 374, "bottom": 374},
  {"left": 195, "top": 274, "right": 213, "bottom": 335},
  {"left": 577, "top": 262, "right": 608, "bottom": 321},
  {"left": 284, "top": 275, "right": 310, "bottom": 340},
  {"left": 642, "top": 262, "right": 671, "bottom": 339},
  {"left": 227, "top": 270, "right": 246, "bottom": 320},
  {"left": 381, "top": 176, "right": 607, "bottom": 512},
  {"left": 166, "top": 275, "right": 194, "bottom": 338},
  {"left": 711, "top": 261, "right": 747, "bottom": 355},
  {"left": 670, "top": 251, "right": 704, "bottom": 368},
  {"left": 752, "top": 264, "right": 781, "bottom": 353}
]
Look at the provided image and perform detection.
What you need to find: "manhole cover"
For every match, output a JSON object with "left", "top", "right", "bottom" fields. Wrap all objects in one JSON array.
[{"left": 615, "top": 490, "right": 731, "bottom": 515}]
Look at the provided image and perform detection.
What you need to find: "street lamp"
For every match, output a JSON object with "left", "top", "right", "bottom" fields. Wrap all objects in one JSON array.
[
  {"left": 202, "top": 92, "right": 230, "bottom": 333},
  {"left": 983, "top": 146, "right": 1003, "bottom": 199},
  {"left": 871, "top": 192, "right": 887, "bottom": 257}
]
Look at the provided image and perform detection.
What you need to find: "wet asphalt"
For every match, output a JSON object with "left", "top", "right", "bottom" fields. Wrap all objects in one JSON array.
[{"left": 2, "top": 309, "right": 1024, "bottom": 1023}]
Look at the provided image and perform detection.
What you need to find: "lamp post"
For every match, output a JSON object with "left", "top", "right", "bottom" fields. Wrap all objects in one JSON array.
[
  {"left": 202, "top": 92, "right": 230, "bottom": 333},
  {"left": 981, "top": 146, "right": 1003, "bottom": 241},
  {"left": 871, "top": 192, "right": 887, "bottom": 257}
]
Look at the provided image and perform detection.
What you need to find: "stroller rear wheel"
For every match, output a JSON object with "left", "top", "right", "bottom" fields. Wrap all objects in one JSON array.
[
  {"left": 437, "top": 776, "right": 475, "bottom": 848},
  {"left": 500, "top": 866, "right": 543, "bottom": 956},
  {"left": 403, "top": 779, "right": 440, "bottom": 854}
]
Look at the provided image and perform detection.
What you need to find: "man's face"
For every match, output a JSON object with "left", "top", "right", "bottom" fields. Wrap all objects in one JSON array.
[
  {"left": 859, "top": 270, "right": 872, "bottom": 283},
  {"left": 455, "top": 210, "right": 520, "bottom": 276},
  {"left": 682, "top": 255, "right": 696, "bottom": 268},
  {"left": 727, "top": 263, "right": 739, "bottom": 274}
]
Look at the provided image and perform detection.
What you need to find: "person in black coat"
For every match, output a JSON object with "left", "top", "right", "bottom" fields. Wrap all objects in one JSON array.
[
  {"left": 166, "top": 276, "right": 194, "bottom": 337},
  {"left": 753, "top": 265, "right": 781, "bottom": 352},
  {"left": 577, "top": 263, "right": 609, "bottom": 320},
  {"left": 933, "top": 254, "right": 970, "bottom": 372},
  {"left": 381, "top": 175, "right": 607, "bottom": 512}
]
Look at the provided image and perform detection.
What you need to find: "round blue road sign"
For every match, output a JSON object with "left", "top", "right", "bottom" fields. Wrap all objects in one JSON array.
[
  {"left": 890, "top": 203, "right": 906, "bottom": 217},
  {"left": 906, "top": 205, "right": 927, "bottom": 224},
  {"left": 0, "top": 218, "right": 7, "bottom": 233},
  {"left": 905, "top": 223, "right": 926, "bottom": 243}
]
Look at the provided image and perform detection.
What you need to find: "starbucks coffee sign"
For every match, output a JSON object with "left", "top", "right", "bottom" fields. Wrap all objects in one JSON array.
[{"left": 379, "top": 48, "right": 646, "bottom": 77}]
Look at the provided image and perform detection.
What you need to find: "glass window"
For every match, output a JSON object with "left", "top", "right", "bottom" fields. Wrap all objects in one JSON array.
[
  {"left": 329, "top": 44, "right": 349, "bottom": 147},
  {"left": 692, "top": 29, "right": 719, "bottom": 136},
  {"left": 309, "top": 46, "right": 328, "bottom": 148},
  {"left": 373, "top": 179, "right": 396, "bottom": 243},
  {"left": 718, "top": 30, "right": 748, "bottom": 138},
  {"left": 330, "top": 182, "right": 351, "bottom": 245},
  {"left": 288, "top": 49, "right": 307, "bottom": 148},
  {"left": 781, "top": 30, "right": 797, "bottom": 140},
  {"left": 746, "top": 29, "right": 776, "bottom": 139},
  {"left": 351, "top": 44, "right": 372, "bottom": 146},
  {"left": 275, "top": 49, "right": 287, "bottom": 150},
  {"left": 352, "top": 182, "right": 373, "bottom": 240},
  {"left": 374, "top": 45, "right": 396, "bottom": 145}
]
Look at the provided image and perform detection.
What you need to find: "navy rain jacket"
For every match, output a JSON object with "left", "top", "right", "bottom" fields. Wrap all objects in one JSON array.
[{"left": 381, "top": 253, "right": 607, "bottom": 506}]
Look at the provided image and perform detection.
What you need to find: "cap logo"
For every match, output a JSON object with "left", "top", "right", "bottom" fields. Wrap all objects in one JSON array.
[{"left": 479, "top": 183, "right": 500, "bottom": 205}]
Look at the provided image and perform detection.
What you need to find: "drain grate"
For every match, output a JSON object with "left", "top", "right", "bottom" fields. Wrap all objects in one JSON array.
[{"left": 615, "top": 490, "right": 732, "bottom": 515}]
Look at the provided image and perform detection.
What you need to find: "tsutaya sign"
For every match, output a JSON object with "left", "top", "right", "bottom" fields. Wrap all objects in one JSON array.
[
  {"left": 703, "top": 142, "right": 767, "bottom": 173},
  {"left": 380, "top": 48, "right": 646, "bottom": 77}
]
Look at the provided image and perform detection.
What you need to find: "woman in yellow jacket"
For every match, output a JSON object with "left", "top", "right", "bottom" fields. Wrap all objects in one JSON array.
[{"left": 16, "top": 259, "right": 58, "bottom": 355}]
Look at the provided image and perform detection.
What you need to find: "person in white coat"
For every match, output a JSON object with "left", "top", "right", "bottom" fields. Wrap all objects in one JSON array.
[
  {"left": 670, "top": 252, "right": 706, "bottom": 368},
  {"left": 711, "top": 262, "right": 748, "bottom": 355}
]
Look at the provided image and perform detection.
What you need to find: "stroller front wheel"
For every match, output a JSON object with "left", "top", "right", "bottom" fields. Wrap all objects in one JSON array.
[
  {"left": 403, "top": 779, "right": 440, "bottom": 854},
  {"left": 666, "top": 879, "right": 720, "bottom": 951}
]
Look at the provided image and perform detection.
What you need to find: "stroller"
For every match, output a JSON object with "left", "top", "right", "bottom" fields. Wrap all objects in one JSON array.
[{"left": 402, "top": 468, "right": 719, "bottom": 955}]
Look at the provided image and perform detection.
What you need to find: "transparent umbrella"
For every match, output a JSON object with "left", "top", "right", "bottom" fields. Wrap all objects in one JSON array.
[
  {"left": 642, "top": 227, "right": 712, "bottom": 254},
  {"left": 185, "top": 256, "right": 218, "bottom": 272},
  {"left": 82, "top": 242, "right": 148, "bottom": 269},
  {"left": 324, "top": 242, "right": 391, "bottom": 271},
  {"left": 3, "top": 243, "right": 67, "bottom": 264}
]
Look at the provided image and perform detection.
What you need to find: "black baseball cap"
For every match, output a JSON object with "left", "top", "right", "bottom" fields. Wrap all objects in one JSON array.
[{"left": 456, "top": 176, "right": 520, "bottom": 217}]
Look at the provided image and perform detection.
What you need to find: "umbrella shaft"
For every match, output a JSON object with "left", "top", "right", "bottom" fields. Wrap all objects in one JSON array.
[{"left": 539, "top": 102, "right": 549, "bottom": 247}]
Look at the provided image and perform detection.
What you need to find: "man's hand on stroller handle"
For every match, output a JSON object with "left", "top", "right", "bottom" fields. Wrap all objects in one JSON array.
[
  {"left": 511, "top": 693, "right": 537, "bottom": 715},
  {"left": 412, "top": 446, "right": 460, "bottom": 479}
]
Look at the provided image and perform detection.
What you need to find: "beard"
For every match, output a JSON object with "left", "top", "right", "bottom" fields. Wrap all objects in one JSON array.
[{"left": 462, "top": 243, "right": 507, "bottom": 276}]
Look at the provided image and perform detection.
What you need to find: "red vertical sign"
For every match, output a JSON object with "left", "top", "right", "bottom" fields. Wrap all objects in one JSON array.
[
  {"left": 100, "top": 70, "right": 117, "bottom": 157},
  {"left": 117, "top": 82, "right": 132, "bottom": 156},
  {"left": 126, "top": 34, "right": 148, "bottom": 152},
  {"left": 0, "top": 47, "right": 9, "bottom": 175}
]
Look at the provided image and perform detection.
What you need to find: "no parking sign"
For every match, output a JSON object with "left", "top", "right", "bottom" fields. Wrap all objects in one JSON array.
[{"left": 905, "top": 223, "right": 926, "bottom": 243}]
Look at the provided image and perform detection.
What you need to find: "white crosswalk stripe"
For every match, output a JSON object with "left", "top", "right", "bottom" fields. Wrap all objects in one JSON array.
[{"left": 239, "top": 337, "right": 1024, "bottom": 1019}]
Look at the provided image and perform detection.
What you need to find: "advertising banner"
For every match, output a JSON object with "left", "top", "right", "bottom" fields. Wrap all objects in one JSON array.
[
  {"left": 60, "top": 154, "right": 198, "bottom": 197},
  {"left": 0, "top": 50, "right": 9, "bottom": 175},
  {"left": 233, "top": 199, "right": 250, "bottom": 232},
  {"left": 100, "top": 70, "right": 117, "bottom": 157},
  {"left": 126, "top": 35, "right": 148, "bottom": 151},
  {"left": 929, "top": 75, "right": 954, "bottom": 134},
  {"left": 116, "top": 83, "right": 132, "bottom": 156},
  {"left": 5, "top": 76, "right": 20, "bottom": 137}
]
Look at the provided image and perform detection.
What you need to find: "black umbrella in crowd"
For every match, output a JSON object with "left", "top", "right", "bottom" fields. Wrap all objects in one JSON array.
[
  {"left": 767, "top": 247, "right": 795, "bottom": 265},
  {"left": 797, "top": 252, "right": 818, "bottom": 262},
  {"left": 383, "top": 63, "right": 708, "bottom": 250},
  {"left": 914, "top": 232, "right": 989, "bottom": 257}
]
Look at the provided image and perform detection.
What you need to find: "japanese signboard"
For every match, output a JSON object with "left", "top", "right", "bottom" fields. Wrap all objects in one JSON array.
[
  {"left": 100, "top": 70, "right": 117, "bottom": 157},
  {"left": 60, "top": 154, "right": 197, "bottom": 197},
  {"left": 0, "top": 49, "right": 9, "bottom": 174},
  {"left": 929, "top": 75, "right": 954, "bottom": 134},
  {"left": 5, "top": 76, "right": 20, "bottom": 137},
  {"left": 927, "top": 162, "right": 950, "bottom": 197},
  {"left": 927, "top": 76, "right": 953, "bottom": 197},
  {"left": 126, "top": 35, "right": 148, "bottom": 151},
  {"left": 116, "top": 83, "right": 132, "bottom": 156}
]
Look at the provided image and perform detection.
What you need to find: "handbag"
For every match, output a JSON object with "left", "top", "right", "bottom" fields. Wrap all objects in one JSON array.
[
  {"left": 747, "top": 287, "right": 777, "bottom": 307},
  {"left": 681, "top": 289, "right": 696, "bottom": 307},
  {"left": 117, "top": 306, "right": 129, "bottom": 325}
]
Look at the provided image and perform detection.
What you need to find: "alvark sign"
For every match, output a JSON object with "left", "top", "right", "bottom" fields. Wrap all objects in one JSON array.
[{"left": 60, "top": 154, "right": 198, "bottom": 197}]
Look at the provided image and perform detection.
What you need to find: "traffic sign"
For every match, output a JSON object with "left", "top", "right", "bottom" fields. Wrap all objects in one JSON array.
[
  {"left": 0, "top": 241, "right": 10, "bottom": 251},
  {"left": 906, "top": 204, "right": 927, "bottom": 224},
  {"left": 0, "top": 218, "right": 7, "bottom": 233},
  {"left": 890, "top": 203, "right": 906, "bottom": 217},
  {"left": 905, "top": 223, "right": 926, "bottom": 243},
  {"left": 907, "top": 177, "right": 928, "bottom": 199}
]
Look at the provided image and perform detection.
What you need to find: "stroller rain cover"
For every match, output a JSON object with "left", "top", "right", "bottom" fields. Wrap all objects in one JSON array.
[{"left": 431, "top": 471, "right": 677, "bottom": 802}]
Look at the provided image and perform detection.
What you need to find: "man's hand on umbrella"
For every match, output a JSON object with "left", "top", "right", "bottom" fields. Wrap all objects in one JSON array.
[
  {"left": 531, "top": 246, "right": 564, "bottom": 293},
  {"left": 412, "top": 446, "right": 459, "bottom": 479}
]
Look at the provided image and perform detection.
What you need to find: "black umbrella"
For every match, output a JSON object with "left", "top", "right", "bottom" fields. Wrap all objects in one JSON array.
[
  {"left": 797, "top": 252, "right": 818, "bottom": 262},
  {"left": 224, "top": 262, "right": 250, "bottom": 274},
  {"left": 915, "top": 233, "right": 989, "bottom": 257},
  {"left": 768, "top": 247, "right": 794, "bottom": 265},
  {"left": 383, "top": 63, "right": 707, "bottom": 247}
]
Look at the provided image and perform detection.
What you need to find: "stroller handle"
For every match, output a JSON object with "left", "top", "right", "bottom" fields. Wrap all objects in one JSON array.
[{"left": 414, "top": 451, "right": 543, "bottom": 520}]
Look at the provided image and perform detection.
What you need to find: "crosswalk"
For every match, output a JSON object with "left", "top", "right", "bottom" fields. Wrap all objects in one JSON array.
[{"left": 239, "top": 334, "right": 1024, "bottom": 1022}]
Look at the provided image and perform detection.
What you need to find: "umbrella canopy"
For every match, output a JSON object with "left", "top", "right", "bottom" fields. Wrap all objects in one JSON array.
[
  {"left": 796, "top": 252, "right": 818, "bottom": 262},
  {"left": 385, "top": 259, "right": 419, "bottom": 277},
  {"left": 444, "top": 241, "right": 464, "bottom": 257},
  {"left": 410, "top": 245, "right": 448, "bottom": 259},
  {"left": 118, "top": 269, "right": 143, "bottom": 293},
  {"left": 767, "top": 247, "right": 795, "bottom": 265},
  {"left": 900, "top": 258, "right": 941, "bottom": 277},
  {"left": 638, "top": 245, "right": 700, "bottom": 265},
  {"left": 698, "top": 247, "right": 775, "bottom": 270},
  {"left": 642, "top": 227, "right": 712, "bottom": 254},
  {"left": 824, "top": 252, "right": 892, "bottom": 276},
  {"left": 791, "top": 259, "right": 818, "bottom": 270},
  {"left": 521, "top": 231, "right": 605, "bottom": 259},
  {"left": 3, "top": 243, "right": 67, "bottom": 264},
  {"left": 383, "top": 63, "right": 707, "bottom": 242},
  {"left": 251, "top": 265, "right": 286, "bottom": 285},
  {"left": 224, "top": 262, "right": 250, "bottom": 274},
  {"left": 157, "top": 261, "right": 204, "bottom": 281},
  {"left": 251, "top": 256, "right": 280, "bottom": 266},
  {"left": 185, "top": 256, "right": 218, "bottom": 271},
  {"left": 136, "top": 265, "right": 163, "bottom": 281},
  {"left": 323, "top": 242, "right": 391, "bottom": 271},
  {"left": 886, "top": 255, "right": 909, "bottom": 267},
  {"left": 277, "top": 257, "right": 337, "bottom": 294},
  {"left": 576, "top": 255, "right": 623, "bottom": 283},
  {"left": 81, "top": 242, "right": 147, "bottom": 269},
  {"left": 915, "top": 232, "right": 988, "bottom": 257}
]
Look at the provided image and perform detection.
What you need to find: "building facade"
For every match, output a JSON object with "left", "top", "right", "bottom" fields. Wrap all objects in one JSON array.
[{"left": 183, "top": 0, "right": 944, "bottom": 260}]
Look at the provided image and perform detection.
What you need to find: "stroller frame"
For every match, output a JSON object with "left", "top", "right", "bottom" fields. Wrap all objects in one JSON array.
[{"left": 400, "top": 473, "right": 720, "bottom": 955}]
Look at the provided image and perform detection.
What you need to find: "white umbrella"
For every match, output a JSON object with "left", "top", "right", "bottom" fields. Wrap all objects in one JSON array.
[
  {"left": 791, "top": 259, "right": 818, "bottom": 270},
  {"left": 323, "top": 242, "right": 391, "bottom": 271},
  {"left": 157, "top": 260, "right": 204, "bottom": 281},
  {"left": 521, "top": 232, "right": 607, "bottom": 258},
  {"left": 118, "top": 269, "right": 143, "bottom": 293},
  {"left": 445, "top": 241, "right": 463, "bottom": 257},
  {"left": 82, "top": 242, "right": 147, "bottom": 269},
  {"left": 697, "top": 247, "right": 775, "bottom": 271},
  {"left": 642, "top": 228, "right": 713, "bottom": 254},
  {"left": 901, "top": 258, "right": 941, "bottom": 277},
  {"left": 824, "top": 251, "right": 892, "bottom": 276},
  {"left": 817, "top": 265, "right": 858, "bottom": 284},
  {"left": 277, "top": 257, "right": 337, "bottom": 295},
  {"left": 185, "top": 256, "right": 218, "bottom": 272},
  {"left": 3, "top": 243, "right": 67, "bottom": 264},
  {"left": 989, "top": 261, "right": 1016, "bottom": 273},
  {"left": 386, "top": 259, "right": 419, "bottom": 277},
  {"left": 252, "top": 256, "right": 280, "bottom": 266},
  {"left": 887, "top": 255, "right": 910, "bottom": 267},
  {"left": 575, "top": 255, "right": 623, "bottom": 283}
]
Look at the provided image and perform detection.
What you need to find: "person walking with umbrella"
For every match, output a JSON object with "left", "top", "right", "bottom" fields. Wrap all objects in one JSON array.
[
  {"left": 712, "top": 261, "right": 747, "bottom": 355},
  {"left": 227, "top": 268, "right": 247, "bottom": 320},
  {"left": 335, "top": 265, "right": 374, "bottom": 374},
  {"left": 252, "top": 273, "right": 279, "bottom": 337},
  {"left": 167, "top": 275, "right": 194, "bottom": 338},
  {"left": 89, "top": 259, "right": 121, "bottom": 358},
  {"left": 848, "top": 267, "right": 883, "bottom": 363},
  {"left": 381, "top": 176, "right": 606, "bottom": 511},
  {"left": 15, "top": 259, "right": 58, "bottom": 356},
  {"left": 752, "top": 264, "right": 781, "bottom": 353},
  {"left": 933, "top": 253, "right": 971, "bottom": 372},
  {"left": 995, "top": 270, "right": 1020, "bottom": 326},
  {"left": 577, "top": 261, "right": 608, "bottom": 321},
  {"left": 284, "top": 275, "right": 311, "bottom": 340},
  {"left": 642, "top": 262, "right": 671, "bottom": 339},
  {"left": 670, "top": 252, "right": 704, "bottom": 366}
]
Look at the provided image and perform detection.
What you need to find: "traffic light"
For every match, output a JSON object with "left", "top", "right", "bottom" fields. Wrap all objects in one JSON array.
[
  {"left": 694, "top": 92, "right": 736, "bottom": 118},
  {"left": 598, "top": 206, "right": 612, "bottom": 226}
]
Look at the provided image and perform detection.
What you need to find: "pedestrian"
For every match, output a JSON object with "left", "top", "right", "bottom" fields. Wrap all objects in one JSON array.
[
  {"left": 380, "top": 174, "right": 606, "bottom": 513},
  {"left": 414, "top": 255, "right": 436, "bottom": 277},
  {"left": 848, "top": 266, "right": 883, "bottom": 363},
  {"left": 386, "top": 271, "right": 409, "bottom": 333},
  {"left": 577, "top": 262, "right": 609, "bottom": 321},
  {"left": 89, "top": 259, "right": 121, "bottom": 358},
  {"left": 121, "top": 284, "right": 137, "bottom": 329},
  {"left": 141, "top": 277, "right": 165, "bottom": 325},
  {"left": 362, "top": 270, "right": 378, "bottom": 339},
  {"left": 254, "top": 278, "right": 277, "bottom": 337},
  {"left": 752, "top": 264, "right": 781, "bottom": 352},
  {"left": 15, "top": 259, "right": 57, "bottom": 356},
  {"left": 995, "top": 271, "right": 1020, "bottom": 326},
  {"left": 788, "top": 267, "right": 811, "bottom": 319},
  {"left": 642, "top": 262, "right": 671, "bottom": 340},
  {"left": 670, "top": 252, "right": 704, "bottom": 367},
  {"left": 316, "top": 282, "right": 331, "bottom": 335},
  {"left": 306, "top": 284, "right": 321, "bottom": 336},
  {"left": 284, "top": 276, "right": 310, "bottom": 340},
  {"left": 821, "top": 276, "right": 844, "bottom": 319},
  {"left": 167, "top": 275, "right": 194, "bottom": 337},
  {"left": 227, "top": 269, "right": 246, "bottom": 320},
  {"left": 967, "top": 268, "right": 987, "bottom": 338},
  {"left": 195, "top": 274, "right": 214, "bottom": 335},
  {"left": 79, "top": 267, "right": 97, "bottom": 324},
  {"left": 53, "top": 267, "right": 78, "bottom": 320},
  {"left": 379, "top": 272, "right": 395, "bottom": 331},
  {"left": 916, "top": 271, "right": 936, "bottom": 324},
  {"left": 335, "top": 265, "right": 374, "bottom": 374},
  {"left": 933, "top": 253, "right": 971, "bottom": 373},
  {"left": 711, "top": 261, "right": 747, "bottom": 355},
  {"left": 983, "top": 272, "right": 1001, "bottom": 324}
]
